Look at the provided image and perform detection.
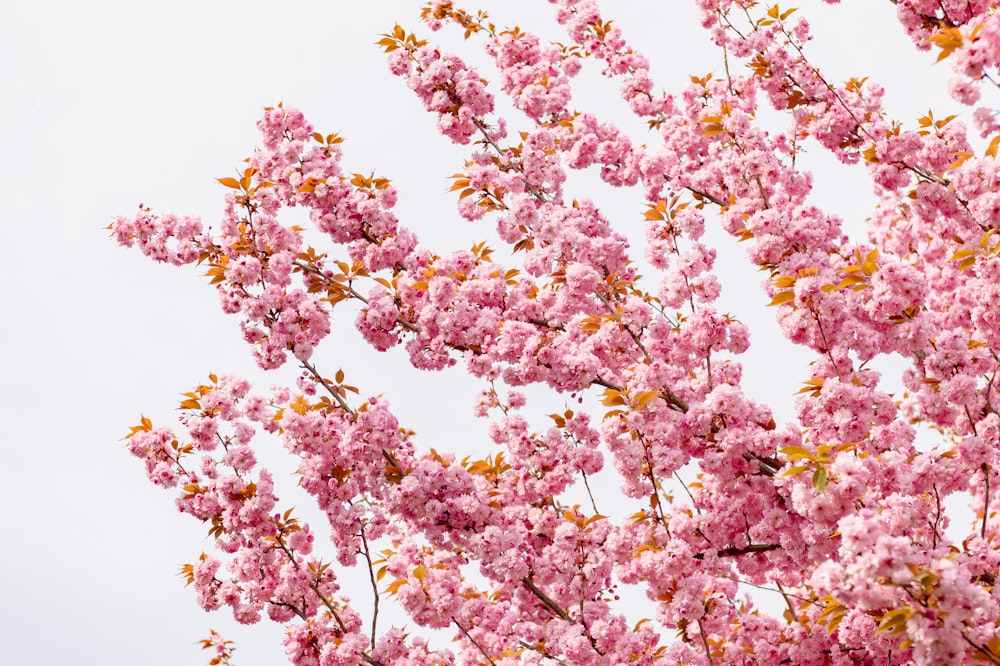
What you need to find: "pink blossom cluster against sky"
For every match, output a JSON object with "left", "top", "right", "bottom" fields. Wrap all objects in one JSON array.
[{"left": 0, "top": 0, "right": 969, "bottom": 664}]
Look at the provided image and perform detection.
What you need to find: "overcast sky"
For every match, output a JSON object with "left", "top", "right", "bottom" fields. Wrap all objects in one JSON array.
[{"left": 0, "top": 1, "right": 964, "bottom": 664}]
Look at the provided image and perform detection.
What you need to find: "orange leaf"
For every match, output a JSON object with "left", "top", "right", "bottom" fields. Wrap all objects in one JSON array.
[
  {"left": 986, "top": 135, "right": 1000, "bottom": 159},
  {"left": 601, "top": 389, "right": 627, "bottom": 407},
  {"left": 926, "top": 27, "right": 964, "bottom": 63},
  {"left": 767, "top": 291, "right": 796, "bottom": 306}
]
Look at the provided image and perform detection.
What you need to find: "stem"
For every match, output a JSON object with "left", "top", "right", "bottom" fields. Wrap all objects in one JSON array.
[
  {"left": 743, "top": 452, "right": 779, "bottom": 476},
  {"left": 720, "top": 575, "right": 817, "bottom": 605},
  {"left": 637, "top": 433, "right": 670, "bottom": 522},
  {"left": 592, "top": 375, "right": 623, "bottom": 391},
  {"left": 963, "top": 633, "right": 1000, "bottom": 665},
  {"left": 704, "top": 348, "right": 714, "bottom": 391},
  {"left": 567, "top": 428, "right": 601, "bottom": 513},
  {"left": 521, "top": 572, "right": 604, "bottom": 656},
  {"left": 273, "top": 534, "right": 385, "bottom": 665},
  {"left": 675, "top": 471, "right": 699, "bottom": 511},
  {"left": 693, "top": 543, "right": 781, "bottom": 560},
  {"left": 581, "top": 470, "right": 600, "bottom": 515},
  {"left": 291, "top": 258, "right": 418, "bottom": 333},
  {"left": 315, "top": 586, "right": 349, "bottom": 634},
  {"left": 593, "top": 289, "right": 651, "bottom": 364},
  {"left": 811, "top": 308, "right": 843, "bottom": 380},
  {"left": 474, "top": 120, "right": 548, "bottom": 203},
  {"left": 359, "top": 525, "right": 380, "bottom": 651},
  {"left": 776, "top": 582, "right": 809, "bottom": 636},
  {"left": 687, "top": 186, "right": 729, "bottom": 207},
  {"left": 965, "top": 405, "right": 981, "bottom": 437},
  {"left": 668, "top": 234, "right": 699, "bottom": 315},
  {"left": 779, "top": 32, "right": 950, "bottom": 187},
  {"left": 931, "top": 484, "right": 942, "bottom": 550},
  {"left": 453, "top": 619, "right": 496, "bottom": 665},
  {"left": 983, "top": 463, "right": 991, "bottom": 539},
  {"left": 521, "top": 576, "right": 572, "bottom": 622},
  {"left": 696, "top": 618, "right": 715, "bottom": 666},
  {"left": 518, "top": 641, "right": 572, "bottom": 666},
  {"left": 717, "top": 543, "right": 781, "bottom": 557},
  {"left": 300, "top": 360, "right": 355, "bottom": 413}
]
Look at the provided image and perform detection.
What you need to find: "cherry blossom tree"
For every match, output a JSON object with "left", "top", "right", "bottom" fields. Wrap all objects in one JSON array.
[{"left": 110, "top": 0, "right": 1000, "bottom": 663}]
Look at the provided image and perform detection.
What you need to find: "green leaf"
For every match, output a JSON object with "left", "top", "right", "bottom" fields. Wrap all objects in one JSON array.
[{"left": 812, "top": 466, "right": 828, "bottom": 492}]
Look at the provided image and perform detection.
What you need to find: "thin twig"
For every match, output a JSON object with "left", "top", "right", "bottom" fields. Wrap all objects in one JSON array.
[
  {"left": 983, "top": 463, "right": 991, "bottom": 539},
  {"left": 453, "top": 619, "right": 497, "bottom": 665},
  {"left": 518, "top": 641, "right": 572, "bottom": 666},
  {"left": 696, "top": 618, "right": 715, "bottom": 666},
  {"left": 474, "top": 120, "right": 548, "bottom": 203},
  {"left": 963, "top": 633, "right": 1000, "bottom": 665},
  {"left": 776, "top": 582, "right": 809, "bottom": 636},
  {"left": 581, "top": 470, "right": 600, "bottom": 515},
  {"left": 300, "top": 360, "right": 354, "bottom": 413},
  {"left": 675, "top": 471, "right": 698, "bottom": 510},
  {"left": 359, "top": 525, "right": 380, "bottom": 651}
]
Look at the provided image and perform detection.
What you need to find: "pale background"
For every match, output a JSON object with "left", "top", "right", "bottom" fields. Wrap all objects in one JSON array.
[{"left": 0, "top": 1, "right": 961, "bottom": 664}]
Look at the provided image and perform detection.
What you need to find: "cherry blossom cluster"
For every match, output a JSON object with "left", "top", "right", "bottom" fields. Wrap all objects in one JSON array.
[{"left": 112, "top": 0, "right": 1000, "bottom": 664}]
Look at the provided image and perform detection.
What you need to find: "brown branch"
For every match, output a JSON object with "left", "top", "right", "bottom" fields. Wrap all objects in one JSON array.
[
  {"left": 453, "top": 619, "right": 497, "bottom": 665},
  {"left": 580, "top": 469, "right": 600, "bottom": 515},
  {"left": 984, "top": 463, "right": 991, "bottom": 539},
  {"left": 521, "top": 576, "right": 572, "bottom": 622},
  {"left": 717, "top": 543, "right": 781, "bottom": 557},
  {"left": 518, "top": 641, "right": 572, "bottom": 666},
  {"left": 359, "top": 525, "right": 380, "bottom": 651},
  {"left": 272, "top": 533, "right": 385, "bottom": 665},
  {"left": 780, "top": 36, "right": 949, "bottom": 188},
  {"left": 661, "top": 386, "right": 689, "bottom": 413},
  {"left": 743, "top": 452, "right": 779, "bottom": 477},
  {"left": 696, "top": 618, "right": 715, "bottom": 666},
  {"left": 592, "top": 375, "right": 623, "bottom": 391},
  {"left": 474, "top": 120, "right": 548, "bottom": 203},
  {"left": 291, "top": 258, "right": 418, "bottom": 333},
  {"left": 776, "top": 582, "right": 809, "bottom": 636},
  {"left": 810, "top": 308, "right": 843, "bottom": 380},
  {"left": 686, "top": 186, "right": 729, "bottom": 207},
  {"left": 931, "top": 483, "right": 943, "bottom": 550},
  {"left": 528, "top": 316, "right": 562, "bottom": 330},
  {"left": 963, "top": 633, "right": 1000, "bottom": 666},
  {"left": 693, "top": 543, "right": 781, "bottom": 560},
  {"left": 300, "top": 360, "right": 354, "bottom": 413}
]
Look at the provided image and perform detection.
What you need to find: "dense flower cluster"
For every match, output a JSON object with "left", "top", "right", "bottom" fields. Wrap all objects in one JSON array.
[{"left": 112, "top": 0, "right": 1000, "bottom": 664}]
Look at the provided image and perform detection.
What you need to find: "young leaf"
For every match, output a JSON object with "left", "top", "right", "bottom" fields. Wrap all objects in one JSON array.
[{"left": 768, "top": 291, "right": 796, "bottom": 307}]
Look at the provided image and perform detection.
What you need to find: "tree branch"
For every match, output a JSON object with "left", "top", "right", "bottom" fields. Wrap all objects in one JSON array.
[{"left": 521, "top": 576, "right": 572, "bottom": 622}]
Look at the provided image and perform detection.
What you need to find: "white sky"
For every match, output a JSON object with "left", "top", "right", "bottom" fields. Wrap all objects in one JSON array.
[{"left": 0, "top": 1, "right": 964, "bottom": 664}]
